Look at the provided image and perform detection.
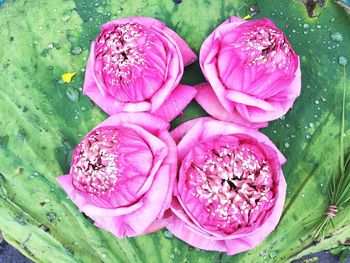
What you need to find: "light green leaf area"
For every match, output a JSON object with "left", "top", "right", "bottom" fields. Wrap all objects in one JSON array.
[{"left": 0, "top": 0, "right": 350, "bottom": 262}]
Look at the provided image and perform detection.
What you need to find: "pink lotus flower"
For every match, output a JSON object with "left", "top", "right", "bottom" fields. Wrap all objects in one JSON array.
[
  {"left": 83, "top": 17, "right": 197, "bottom": 122},
  {"left": 167, "top": 118, "right": 286, "bottom": 255},
  {"left": 198, "top": 17, "right": 301, "bottom": 123},
  {"left": 57, "top": 112, "right": 177, "bottom": 237}
]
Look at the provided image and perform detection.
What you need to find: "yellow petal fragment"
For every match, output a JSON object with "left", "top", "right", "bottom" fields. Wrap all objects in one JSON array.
[
  {"left": 62, "top": 72, "right": 76, "bottom": 83},
  {"left": 243, "top": 15, "right": 252, "bottom": 20}
]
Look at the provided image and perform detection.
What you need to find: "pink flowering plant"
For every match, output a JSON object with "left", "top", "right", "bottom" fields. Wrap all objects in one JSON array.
[
  {"left": 57, "top": 14, "right": 302, "bottom": 256},
  {"left": 167, "top": 118, "right": 286, "bottom": 255},
  {"left": 57, "top": 112, "right": 177, "bottom": 237},
  {"left": 83, "top": 17, "right": 197, "bottom": 122},
  {"left": 198, "top": 17, "right": 301, "bottom": 124}
]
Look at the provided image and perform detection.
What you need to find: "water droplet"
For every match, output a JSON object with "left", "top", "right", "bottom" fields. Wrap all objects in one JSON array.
[
  {"left": 71, "top": 46, "right": 82, "bottom": 55},
  {"left": 303, "top": 23, "right": 309, "bottom": 29},
  {"left": 169, "top": 253, "right": 175, "bottom": 260},
  {"left": 316, "top": 24, "right": 321, "bottom": 29},
  {"left": 62, "top": 14, "right": 70, "bottom": 22},
  {"left": 291, "top": 134, "right": 296, "bottom": 138},
  {"left": 306, "top": 134, "right": 311, "bottom": 139},
  {"left": 174, "top": 248, "right": 181, "bottom": 255},
  {"left": 301, "top": 194, "right": 305, "bottom": 198},
  {"left": 46, "top": 212, "right": 57, "bottom": 222},
  {"left": 67, "top": 34, "right": 76, "bottom": 43},
  {"left": 284, "top": 143, "right": 290, "bottom": 148},
  {"left": 41, "top": 48, "right": 49, "bottom": 57},
  {"left": 320, "top": 183, "right": 323, "bottom": 187},
  {"left": 339, "top": 56, "right": 348, "bottom": 66},
  {"left": 315, "top": 100, "right": 320, "bottom": 105},
  {"left": 260, "top": 250, "right": 266, "bottom": 256},
  {"left": 66, "top": 88, "right": 79, "bottom": 102},
  {"left": 15, "top": 215, "right": 28, "bottom": 225},
  {"left": 309, "top": 122, "right": 314, "bottom": 128},
  {"left": 81, "top": 106, "right": 87, "bottom": 112},
  {"left": 17, "top": 131, "right": 25, "bottom": 144},
  {"left": 331, "top": 32, "right": 343, "bottom": 42},
  {"left": 280, "top": 115, "right": 285, "bottom": 120},
  {"left": 163, "top": 230, "right": 173, "bottom": 239},
  {"left": 74, "top": 116, "right": 79, "bottom": 120},
  {"left": 269, "top": 251, "right": 278, "bottom": 258}
]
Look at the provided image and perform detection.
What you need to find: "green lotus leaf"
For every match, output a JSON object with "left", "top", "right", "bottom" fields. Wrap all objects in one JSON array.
[{"left": 0, "top": 0, "right": 349, "bottom": 262}]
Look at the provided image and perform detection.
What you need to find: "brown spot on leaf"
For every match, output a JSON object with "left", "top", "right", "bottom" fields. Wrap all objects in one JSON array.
[{"left": 301, "top": 0, "right": 325, "bottom": 17}]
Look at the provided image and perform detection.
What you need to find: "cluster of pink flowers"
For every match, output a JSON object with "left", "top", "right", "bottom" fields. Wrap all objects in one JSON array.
[{"left": 58, "top": 16, "right": 300, "bottom": 255}]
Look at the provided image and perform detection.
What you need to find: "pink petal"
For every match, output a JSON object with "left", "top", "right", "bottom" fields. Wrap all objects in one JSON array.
[
  {"left": 225, "top": 90, "right": 275, "bottom": 112},
  {"left": 157, "top": 131, "right": 178, "bottom": 217},
  {"left": 224, "top": 175, "right": 287, "bottom": 255},
  {"left": 83, "top": 43, "right": 152, "bottom": 115},
  {"left": 176, "top": 119, "right": 206, "bottom": 161},
  {"left": 163, "top": 27, "right": 197, "bottom": 66},
  {"left": 101, "top": 16, "right": 165, "bottom": 31},
  {"left": 95, "top": 112, "right": 170, "bottom": 135},
  {"left": 82, "top": 201, "right": 143, "bottom": 217},
  {"left": 149, "top": 28, "right": 183, "bottom": 112},
  {"left": 173, "top": 117, "right": 285, "bottom": 164},
  {"left": 124, "top": 163, "right": 172, "bottom": 234},
  {"left": 194, "top": 83, "right": 267, "bottom": 128},
  {"left": 121, "top": 123, "right": 168, "bottom": 197},
  {"left": 201, "top": 119, "right": 286, "bottom": 164},
  {"left": 153, "top": 84, "right": 197, "bottom": 122},
  {"left": 170, "top": 117, "right": 213, "bottom": 144}
]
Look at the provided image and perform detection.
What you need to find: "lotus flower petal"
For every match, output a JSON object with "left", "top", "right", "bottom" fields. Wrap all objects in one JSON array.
[
  {"left": 167, "top": 118, "right": 286, "bottom": 255},
  {"left": 83, "top": 17, "right": 197, "bottom": 121},
  {"left": 57, "top": 112, "right": 177, "bottom": 238},
  {"left": 199, "top": 17, "right": 301, "bottom": 123}
]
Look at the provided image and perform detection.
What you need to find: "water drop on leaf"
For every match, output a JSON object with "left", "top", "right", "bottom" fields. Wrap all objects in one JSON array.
[
  {"left": 331, "top": 32, "right": 343, "bottom": 42},
  {"left": 163, "top": 230, "right": 173, "bottom": 239},
  {"left": 62, "top": 14, "right": 70, "bottom": 22},
  {"left": 71, "top": 46, "right": 82, "bottom": 55},
  {"left": 66, "top": 87, "right": 79, "bottom": 102},
  {"left": 339, "top": 56, "right": 348, "bottom": 66},
  {"left": 46, "top": 212, "right": 57, "bottom": 222},
  {"left": 269, "top": 251, "right": 278, "bottom": 258}
]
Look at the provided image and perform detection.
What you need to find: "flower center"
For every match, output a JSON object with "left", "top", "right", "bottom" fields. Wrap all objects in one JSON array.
[
  {"left": 71, "top": 127, "right": 121, "bottom": 196},
  {"left": 186, "top": 142, "right": 275, "bottom": 233},
  {"left": 236, "top": 25, "right": 292, "bottom": 69},
  {"left": 96, "top": 23, "right": 149, "bottom": 86}
]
